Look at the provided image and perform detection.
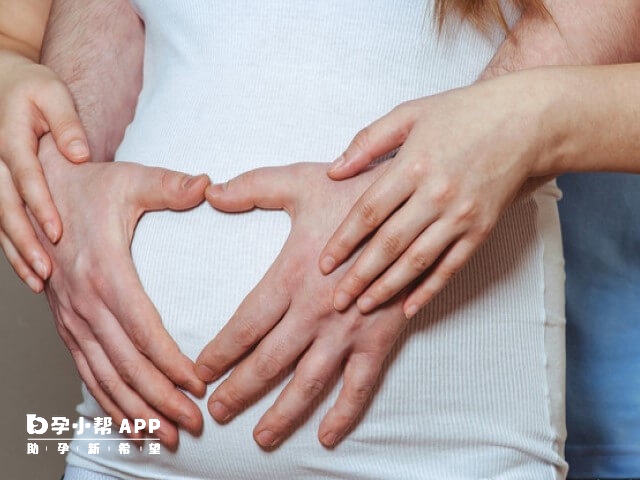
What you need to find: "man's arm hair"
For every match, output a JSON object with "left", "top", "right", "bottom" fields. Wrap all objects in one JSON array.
[
  {"left": 483, "top": 0, "right": 640, "bottom": 78},
  {"left": 41, "top": 0, "right": 144, "bottom": 163}
]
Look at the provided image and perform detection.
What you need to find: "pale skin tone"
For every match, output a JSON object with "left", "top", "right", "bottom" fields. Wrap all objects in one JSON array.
[
  {"left": 320, "top": 1, "right": 640, "bottom": 318},
  {"left": 1, "top": 0, "right": 640, "bottom": 451},
  {"left": 0, "top": 0, "right": 90, "bottom": 291},
  {"left": 200, "top": 4, "right": 640, "bottom": 448},
  {"left": 0, "top": 0, "right": 210, "bottom": 448}
]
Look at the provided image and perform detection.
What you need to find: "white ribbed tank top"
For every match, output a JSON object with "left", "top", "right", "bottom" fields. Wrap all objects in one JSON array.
[{"left": 66, "top": 1, "right": 567, "bottom": 478}]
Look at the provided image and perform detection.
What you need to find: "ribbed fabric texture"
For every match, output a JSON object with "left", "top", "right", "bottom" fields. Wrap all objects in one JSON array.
[{"left": 66, "top": 1, "right": 567, "bottom": 478}]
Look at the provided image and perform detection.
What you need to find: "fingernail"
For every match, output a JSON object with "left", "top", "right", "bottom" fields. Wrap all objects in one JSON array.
[
  {"left": 196, "top": 364, "right": 215, "bottom": 382},
  {"left": 256, "top": 430, "right": 281, "bottom": 448},
  {"left": 321, "top": 431, "right": 339, "bottom": 447},
  {"left": 329, "top": 155, "right": 346, "bottom": 172},
  {"left": 357, "top": 295, "right": 375, "bottom": 313},
  {"left": 182, "top": 378, "right": 205, "bottom": 397},
  {"left": 26, "top": 276, "right": 41, "bottom": 292},
  {"left": 319, "top": 255, "right": 336, "bottom": 274},
  {"left": 210, "top": 401, "right": 231, "bottom": 423},
  {"left": 206, "top": 183, "right": 225, "bottom": 197},
  {"left": 68, "top": 139, "right": 89, "bottom": 158},
  {"left": 177, "top": 415, "right": 193, "bottom": 430},
  {"left": 182, "top": 175, "right": 200, "bottom": 189},
  {"left": 33, "top": 260, "right": 48, "bottom": 279},
  {"left": 404, "top": 304, "right": 419, "bottom": 319},
  {"left": 44, "top": 222, "right": 59, "bottom": 243},
  {"left": 333, "top": 290, "right": 352, "bottom": 311}
]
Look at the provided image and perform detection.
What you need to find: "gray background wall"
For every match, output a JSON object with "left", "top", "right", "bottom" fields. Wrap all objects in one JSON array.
[{"left": 0, "top": 255, "right": 81, "bottom": 479}]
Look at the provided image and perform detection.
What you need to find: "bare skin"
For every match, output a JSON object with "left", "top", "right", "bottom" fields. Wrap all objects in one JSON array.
[
  {"left": 1, "top": 0, "right": 639, "bottom": 451},
  {"left": 0, "top": 0, "right": 89, "bottom": 289},
  {"left": 29, "top": 0, "right": 209, "bottom": 448}
]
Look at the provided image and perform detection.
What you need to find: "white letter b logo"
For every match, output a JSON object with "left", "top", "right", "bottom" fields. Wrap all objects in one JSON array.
[{"left": 26, "top": 414, "right": 48, "bottom": 435}]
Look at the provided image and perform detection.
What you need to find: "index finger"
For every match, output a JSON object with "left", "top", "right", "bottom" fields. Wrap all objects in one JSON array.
[
  {"left": 195, "top": 259, "right": 291, "bottom": 382},
  {"left": 2, "top": 138, "right": 62, "bottom": 243},
  {"left": 97, "top": 244, "right": 207, "bottom": 400},
  {"left": 319, "top": 164, "right": 412, "bottom": 281}
]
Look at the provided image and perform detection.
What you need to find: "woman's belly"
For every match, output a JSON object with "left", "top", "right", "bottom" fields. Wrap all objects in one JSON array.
[
  {"left": 68, "top": 167, "right": 567, "bottom": 478},
  {"left": 67, "top": 2, "right": 566, "bottom": 476}
]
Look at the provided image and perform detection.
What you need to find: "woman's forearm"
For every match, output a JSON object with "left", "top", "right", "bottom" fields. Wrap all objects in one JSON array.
[
  {"left": 0, "top": 0, "right": 51, "bottom": 61},
  {"left": 528, "top": 64, "right": 640, "bottom": 176}
]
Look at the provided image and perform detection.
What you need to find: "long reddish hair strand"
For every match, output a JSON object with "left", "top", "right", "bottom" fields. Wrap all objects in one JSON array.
[{"left": 434, "top": 0, "right": 549, "bottom": 33}]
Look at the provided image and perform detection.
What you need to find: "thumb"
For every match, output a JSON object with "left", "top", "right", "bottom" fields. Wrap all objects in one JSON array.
[
  {"left": 206, "top": 166, "right": 296, "bottom": 213},
  {"left": 327, "top": 103, "right": 417, "bottom": 180},
  {"left": 37, "top": 83, "right": 91, "bottom": 163},
  {"left": 131, "top": 166, "right": 210, "bottom": 212}
]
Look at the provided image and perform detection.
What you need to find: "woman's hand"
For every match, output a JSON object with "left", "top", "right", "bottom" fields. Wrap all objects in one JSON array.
[
  {"left": 319, "top": 72, "right": 562, "bottom": 318},
  {"left": 0, "top": 49, "right": 90, "bottom": 291},
  {"left": 34, "top": 134, "right": 209, "bottom": 448},
  {"left": 197, "top": 162, "right": 410, "bottom": 449}
]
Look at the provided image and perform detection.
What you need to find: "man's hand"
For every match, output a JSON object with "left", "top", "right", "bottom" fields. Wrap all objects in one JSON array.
[
  {"left": 196, "top": 163, "right": 410, "bottom": 449},
  {"left": 37, "top": 134, "right": 209, "bottom": 448}
]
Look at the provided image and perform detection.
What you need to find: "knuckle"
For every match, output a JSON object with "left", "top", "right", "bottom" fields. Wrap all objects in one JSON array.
[
  {"left": 97, "top": 376, "right": 120, "bottom": 398},
  {"left": 454, "top": 200, "right": 480, "bottom": 224},
  {"left": 367, "top": 282, "right": 393, "bottom": 304},
  {"left": 357, "top": 199, "right": 380, "bottom": 229},
  {"left": 73, "top": 252, "right": 94, "bottom": 277},
  {"left": 151, "top": 391, "right": 169, "bottom": 414},
  {"left": 254, "top": 351, "right": 283, "bottom": 381},
  {"left": 297, "top": 375, "right": 326, "bottom": 399},
  {"left": 68, "top": 295, "right": 92, "bottom": 320},
  {"left": 409, "top": 251, "right": 432, "bottom": 273},
  {"left": 231, "top": 315, "right": 259, "bottom": 350},
  {"left": 239, "top": 169, "right": 256, "bottom": 190},
  {"left": 170, "top": 363, "right": 193, "bottom": 390},
  {"left": 390, "top": 122, "right": 412, "bottom": 146},
  {"left": 348, "top": 383, "right": 375, "bottom": 407},
  {"left": 56, "top": 310, "right": 75, "bottom": 335},
  {"left": 13, "top": 167, "right": 39, "bottom": 196},
  {"left": 344, "top": 271, "right": 368, "bottom": 295},
  {"left": 65, "top": 340, "right": 82, "bottom": 359},
  {"left": 332, "top": 235, "right": 353, "bottom": 258},
  {"left": 268, "top": 410, "right": 297, "bottom": 433},
  {"left": 220, "top": 384, "right": 246, "bottom": 411},
  {"left": 351, "top": 127, "right": 372, "bottom": 153},
  {"left": 128, "top": 323, "right": 151, "bottom": 355},
  {"left": 409, "top": 159, "right": 429, "bottom": 179},
  {"left": 378, "top": 230, "right": 403, "bottom": 258},
  {"left": 159, "top": 170, "right": 173, "bottom": 192},
  {"left": 116, "top": 358, "right": 141, "bottom": 386},
  {"left": 430, "top": 182, "right": 455, "bottom": 208}
]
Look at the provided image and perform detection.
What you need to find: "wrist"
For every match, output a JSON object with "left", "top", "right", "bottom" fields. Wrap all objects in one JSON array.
[
  {"left": 495, "top": 68, "right": 574, "bottom": 178},
  {"left": 518, "top": 67, "right": 584, "bottom": 177}
]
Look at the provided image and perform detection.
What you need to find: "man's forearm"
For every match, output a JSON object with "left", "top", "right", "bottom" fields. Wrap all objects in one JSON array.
[
  {"left": 483, "top": 0, "right": 640, "bottom": 79},
  {"left": 41, "top": 0, "right": 144, "bottom": 163}
]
